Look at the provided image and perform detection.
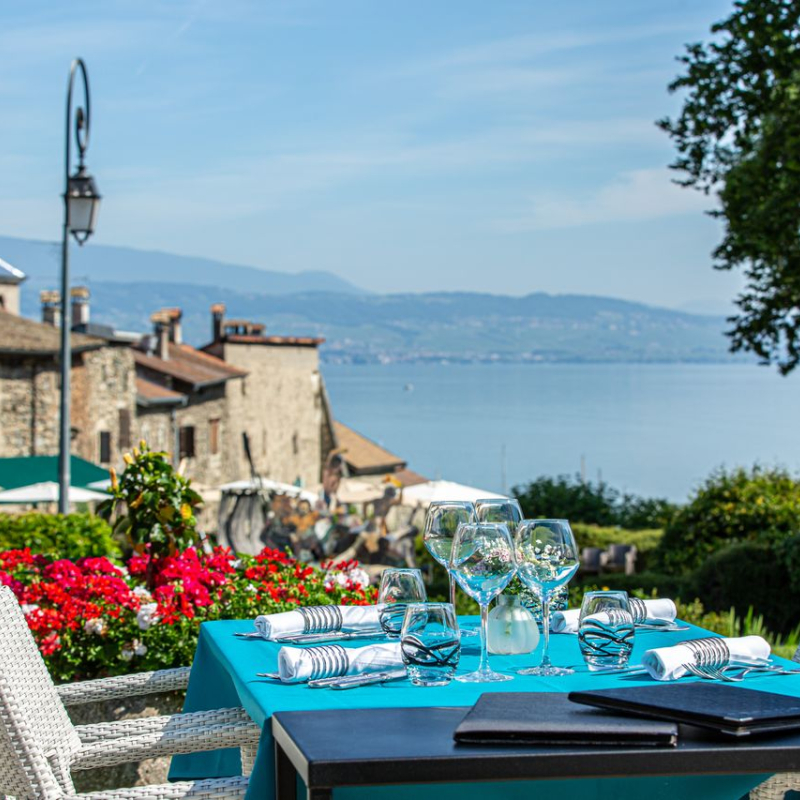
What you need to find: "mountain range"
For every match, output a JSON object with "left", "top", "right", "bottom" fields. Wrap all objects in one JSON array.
[{"left": 2, "top": 235, "right": 738, "bottom": 365}]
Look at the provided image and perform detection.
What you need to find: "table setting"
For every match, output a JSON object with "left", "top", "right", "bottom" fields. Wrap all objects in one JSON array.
[{"left": 170, "top": 499, "right": 800, "bottom": 800}]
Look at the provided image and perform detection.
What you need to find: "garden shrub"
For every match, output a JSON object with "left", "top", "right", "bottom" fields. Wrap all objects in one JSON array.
[
  {"left": 0, "top": 513, "right": 119, "bottom": 560},
  {"left": 572, "top": 570, "right": 688, "bottom": 600},
  {"left": 688, "top": 541, "right": 800, "bottom": 634},
  {"left": 0, "top": 546, "right": 375, "bottom": 683},
  {"left": 657, "top": 466, "right": 800, "bottom": 575},
  {"left": 513, "top": 474, "right": 676, "bottom": 530}
]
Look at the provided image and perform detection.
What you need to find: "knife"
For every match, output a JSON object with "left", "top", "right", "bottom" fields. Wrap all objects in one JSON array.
[
  {"left": 308, "top": 669, "right": 407, "bottom": 689},
  {"left": 274, "top": 631, "right": 385, "bottom": 644}
]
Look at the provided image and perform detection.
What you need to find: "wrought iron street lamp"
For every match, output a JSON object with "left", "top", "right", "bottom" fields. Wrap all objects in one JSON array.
[{"left": 59, "top": 59, "right": 101, "bottom": 513}]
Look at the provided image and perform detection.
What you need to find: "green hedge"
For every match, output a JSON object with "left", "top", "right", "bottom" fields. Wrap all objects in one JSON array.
[
  {"left": 688, "top": 541, "right": 800, "bottom": 634},
  {"left": 0, "top": 513, "right": 120, "bottom": 560}
]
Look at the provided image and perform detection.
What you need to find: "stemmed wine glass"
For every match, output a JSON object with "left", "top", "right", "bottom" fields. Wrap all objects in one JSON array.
[
  {"left": 514, "top": 519, "right": 579, "bottom": 676},
  {"left": 474, "top": 498, "right": 523, "bottom": 532},
  {"left": 450, "top": 522, "right": 517, "bottom": 682},
  {"left": 423, "top": 501, "right": 477, "bottom": 608}
]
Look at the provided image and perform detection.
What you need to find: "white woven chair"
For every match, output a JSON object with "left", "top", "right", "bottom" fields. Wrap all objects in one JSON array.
[
  {"left": 0, "top": 585, "right": 260, "bottom": 800},
  {"left": 749, "top": 645, "right": 800, "bottom": 799}
]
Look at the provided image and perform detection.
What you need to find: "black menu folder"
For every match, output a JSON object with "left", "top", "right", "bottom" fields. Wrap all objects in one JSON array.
[
  {"left": 569, "top": 684, "right": 800, "bottom": 737},
  {"left": 453, "top": 692, "right": 678, "bottom": 746}
]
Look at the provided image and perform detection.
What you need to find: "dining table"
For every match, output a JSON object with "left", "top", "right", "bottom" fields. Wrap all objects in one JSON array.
[{"left": 169, "top": 617, "right": 800, "bottom": 800}]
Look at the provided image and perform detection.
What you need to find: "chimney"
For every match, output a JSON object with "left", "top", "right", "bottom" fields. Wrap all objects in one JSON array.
[
  {"left": 70, "top": 286, "right": 90, "bottom": 328},
  {"left": 211, "top": 303, "right": 226, "bottom": 342},
  {"left": 164, "top": 308, "right": 182, "bottom": 344},
  {"left": 150, "top": 311, "right": 171, "bottom": 360},
  {"left": 40, "top": 290, "right": 61, "bottom": 327}
]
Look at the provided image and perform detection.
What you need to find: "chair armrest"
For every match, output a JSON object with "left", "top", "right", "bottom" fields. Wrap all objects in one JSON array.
[
  {"left": 75, "top": 707, "right": 252, "bottom": 743},
  {"left": 65, "top": 775, "right": 250, "bottom": 800},
  {"left": 71, "top": 719, "right": 261, "bottom": 770},
  {"left": 57, "top": 667, "right": 191, "bottom": 707}
]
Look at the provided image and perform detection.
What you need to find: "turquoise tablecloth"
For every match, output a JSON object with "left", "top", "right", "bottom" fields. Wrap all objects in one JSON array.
[{"left": 170, "top": 618, "right": 800, "bottom": 800}]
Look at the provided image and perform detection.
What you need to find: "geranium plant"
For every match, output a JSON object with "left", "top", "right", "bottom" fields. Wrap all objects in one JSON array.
[{"left": 0, "top": 546, "right": 375, "bottom": 683}]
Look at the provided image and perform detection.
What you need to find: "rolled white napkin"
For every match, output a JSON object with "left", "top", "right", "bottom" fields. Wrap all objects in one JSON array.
[
  {"left": 277, "top": 641, "right": 403, "bottom": 683},
  {"left": 254, "top": 605, "right": 382, "bottom": 640},
  {"left": 642, "top": 635, "right": 771, "bottom": 681},
  {"left": 551, "top": 598, "right": 677, "bottom": 634}
]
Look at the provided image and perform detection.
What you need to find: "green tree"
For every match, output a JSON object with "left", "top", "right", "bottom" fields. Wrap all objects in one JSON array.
[{"left": 659, "top": 0, "right": 800, "bottom": 373}]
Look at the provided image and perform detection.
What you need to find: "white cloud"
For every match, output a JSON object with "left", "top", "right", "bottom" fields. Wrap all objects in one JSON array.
[{"left": 495, "top": 168, "right": 715, "bottom": 232}]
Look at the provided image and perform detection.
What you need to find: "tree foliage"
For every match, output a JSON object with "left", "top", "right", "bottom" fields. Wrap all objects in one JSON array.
[
  {"left": 512, "top": 474, "right": 676, "bottom": 530},
  {"left": 659, "top": 0, "right": 800, "bottom": 373},
  {"left": 657, "top": 465, "right": 800, "bottom": 574}
]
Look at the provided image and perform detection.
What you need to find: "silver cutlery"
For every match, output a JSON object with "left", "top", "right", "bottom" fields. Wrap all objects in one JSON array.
[
  {"left": 635, "top": 623, "right": 690, "bottom": 632},
  {"left": 308, "top": 669, "right": 407, "bottom": 690},
  {"left": 255, "top": 671, "right": 282, "bottom": 680},
  {"left": 274, "top": 631, "right": 385, "bottom": 645}
]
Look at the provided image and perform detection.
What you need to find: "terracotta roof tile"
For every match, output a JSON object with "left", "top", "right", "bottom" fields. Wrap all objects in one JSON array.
[
  {"left": 136, "top": 377, "right": 186, "bottom": 406},
  {"left": 0, "top": 310, "right": 103, "bottom": 356},
  {"left": 333, "top": 421, "right": 406, "bottom": 474},
  {"left": 133, "top": 342, "right": 246, "bottom": 389},
  {"left": 394, "top": 468, "right": 429, "bottom": 487}
]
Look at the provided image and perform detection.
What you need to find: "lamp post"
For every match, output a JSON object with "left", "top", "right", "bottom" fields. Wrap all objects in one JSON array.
[{"left": 58, "top": 59, "right": 101, "bottom": 514}]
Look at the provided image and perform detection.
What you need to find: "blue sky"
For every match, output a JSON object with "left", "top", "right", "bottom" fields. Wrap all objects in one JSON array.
[{"left": 0, "top": 0, "right": 742, "bottom": 311}]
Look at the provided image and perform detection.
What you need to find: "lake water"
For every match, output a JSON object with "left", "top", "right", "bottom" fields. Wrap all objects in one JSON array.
[{"left": 322, "top": 362, "right": 800, "bottom": 503}]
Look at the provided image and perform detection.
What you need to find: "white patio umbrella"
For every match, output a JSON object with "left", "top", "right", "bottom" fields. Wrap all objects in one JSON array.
[
  {"left": 0, "top": 481, "right": 109, "bottom": 504},
  {"left": 218, "top": 477, "right": 318, "bottom": 504},
  {"left": 401, "top": 479, "right": 507, "bottom": 508}
]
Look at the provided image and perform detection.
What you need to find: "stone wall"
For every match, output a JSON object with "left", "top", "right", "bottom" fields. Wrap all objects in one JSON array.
[
  {"left": 172, "top": 386, "right": 227, "bottom": 488},
  {"left": 0, "top": 346, "right": 137, "bottom": 465},
  {"left": 73, "top": 347, "right": 137, "bottom": 466},
  {"left": 0, "top": 358, "right": 60, "bottom": 457},
  {"left": 218, "top": 343, "right": 323, "bottom": 487}
]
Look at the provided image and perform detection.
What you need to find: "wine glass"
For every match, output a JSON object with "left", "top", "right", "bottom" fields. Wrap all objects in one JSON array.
[
  {"left": 514, "top": 519, "right": 579, "bottom": 676},
  {"left": 449, "top": 522, "right": 517, "bottom": 682},
  {"left": 474, "top": 498, "right": 523, "bottom": 533},
  {"left": 377, "top": 568, "right": 427, "bottom": 637},
  {"left": 423, "top": 501, "right": 477, "bottom": 608}
]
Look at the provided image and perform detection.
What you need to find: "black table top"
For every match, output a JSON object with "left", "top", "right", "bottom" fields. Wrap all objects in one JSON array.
[{"left": 272, "top": 705, "right": 800, "bottom": 789}]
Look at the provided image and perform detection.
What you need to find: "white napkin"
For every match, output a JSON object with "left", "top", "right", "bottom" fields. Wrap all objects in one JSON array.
[
  {"left": 254, "top": 605, "right": 382, "bottom": 640},
  {"left": 642, "top": 635, "right": 771, "bottom": 681},
  {"left": 551, "top": 598, "right": 677, "bottom": 634},
  {"left": 277, "top": 641, "right": 403, "bottom": 683}
]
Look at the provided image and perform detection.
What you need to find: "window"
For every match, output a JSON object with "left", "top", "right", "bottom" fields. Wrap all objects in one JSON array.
[
  {"left": 179, "top": 426, "right": 196, "bottom": 458},
  {"left": 99, "top": 431, "right": 111, "bottom": 464},
  {"left": 118, "top": 408, "right": 132, "bottom": 450},
  {"left": 209, "top": 418, "right": 220, "bottom": 455}
]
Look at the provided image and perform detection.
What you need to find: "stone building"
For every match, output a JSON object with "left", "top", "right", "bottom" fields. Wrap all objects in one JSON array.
[
  {"left": 131, "top": 309, "right": 246, "bottom": 488},
  {"left": 0, "top": 294, "right": 136, "bottom": 469},
  {"left": 202, "top": 304, "right": 333, "bottom": 488},
  {"left": 0, "top": 262, "right": 398, "bottom": 523}
]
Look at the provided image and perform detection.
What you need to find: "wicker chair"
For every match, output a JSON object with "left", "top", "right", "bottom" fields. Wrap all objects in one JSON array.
[
  {"left": 0, "top": 585, "right": 260, "bottom": 800},
  {"left": 749, "top": 644, "right": 800, "bottom": 799}
]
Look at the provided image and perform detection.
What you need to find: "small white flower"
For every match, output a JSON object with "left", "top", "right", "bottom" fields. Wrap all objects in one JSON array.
[
  {"left": 348, "top": 568, "right": 369, "bottom": 588},
  {"left": 120, "top": 647, "right": 134, "bottom": 662},
  {"left": 21, "top": 603, "right": 39, "bottom": 615},
  {"left": 84, "top": 618, "right": 107, "bottom": 636},
  {"left": 133, "top": 640, "right": 147, "bottom": 657},
  {"left": 132, "top": 586, "right": 152, "bottom": 601},
  {"left": 136, "top": 603, "right": 159, "bottom": 631},
  {"left": 231, "top": 559, "right": 242, "bottom": 570},
  {"left": 246, "top": 583, "right": 257, "bottom": 593}
]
